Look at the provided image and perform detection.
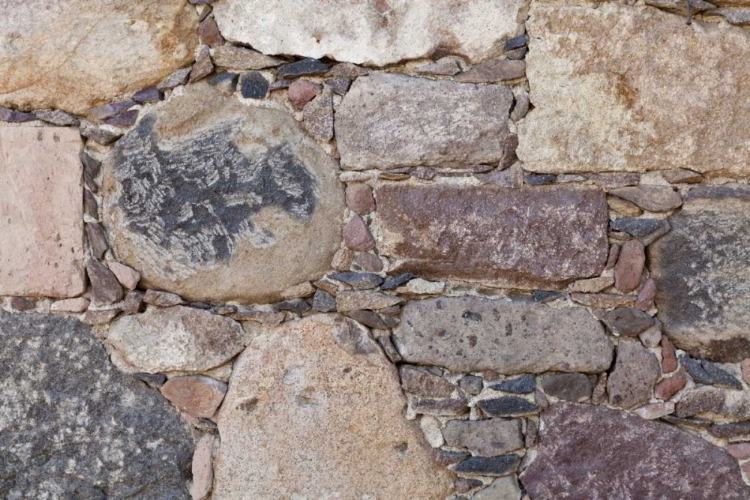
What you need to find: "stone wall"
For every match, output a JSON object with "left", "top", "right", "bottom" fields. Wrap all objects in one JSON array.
[{"left": 2, "top": 0, "right": 750, "bottom": 499}]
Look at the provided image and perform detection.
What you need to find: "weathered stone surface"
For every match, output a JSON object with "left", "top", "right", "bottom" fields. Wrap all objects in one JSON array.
[
  {"left": 608, "top": 339, "right": 660, "bottom": 409},
  {"left": 599, "top": 307, "right": 655, "bottom": 337},
  {"left": 0, "top": 313, "right": 193, "bottom": 498},
  {"left": 376, "top": 185, "right": 608, "bottom": 287},
  {"left": 211, "top": 45, "right": 283, "bottom": 70},
  {"left": 0, "top": 1, "right": 197, "bottom": 115},
  {"left": 213, "top": 0, "right": 524, "bottom": 67},
  {"left": 540, "top": 373, "right": 593, "bottom": 402},
  {"left": 86, "top": 259, "right": 124, "bottom": 305},
  {"left": 478, "top": 397, "right": 539, "bottom": 417},
  {"left": 394, "top": 297, "right": 613, "bottom": 373},
  {"left": 161, "top": 375, "right": 227, "bottom": 418},
  {"left": 492, "top": 374, "right": 536, "bottom": 394},
  {"left": 518, "top": 3, "right": 750, "bottom": 176},
  {"left": 651, "top": 186, "right": 750, "bottom": 361},
  {"left": 522, "top": 403, "right": 750, "bottom": 499},
  {"left": 191, "top": 435, "right": 215, "bottom": 500},
  {"left": 655, "top": 372, "right": 688, "bottom": 401},
  {"left": 443, "top": 419, "right": 523, "bottom": 457},
  {"left": 614, "top": 240, "right": 645, "bottom": 293},
  {"left": 337, "top": 74, "right": 512, "bottom": 170},
  {"left": 675, "top": 387, "right": 725, "bottom": 418},
  {"left": 0, "top": 127, "right": 85, "bottom": 297},
  {"left": 212, "top": 315, "right": 453, "bottom": 499},
  {"left": 336, "top": 290, "right": 403, "bottom": 312},
  {"left": 474, "top": 476, "right": 522, "bottom": 500},
  {"left": 610, "top": 186, "right": 682, "bottom": 213},
  {"left": 400, "top": 365, "right": 455, "bottom": 398},
  {"left": 106, "top": 305, "right": 246, "bottom": 373},
  {"left": 102, "top": 82, "right": 344, "bottom": 303},
  {"left": 50, "top": 297, "right": 90, "bottom": 314},
  {"left": 453, "top": 454, "right": 520, "bottom": 477},
  {"left": 455, "top": 59, "right": 526, "bottom": 83}
]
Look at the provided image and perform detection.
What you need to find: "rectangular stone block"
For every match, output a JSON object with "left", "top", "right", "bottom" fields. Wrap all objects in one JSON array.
[
  {"left": 374, "top": 184, "right": 608, "bottom": 288},
  {"left": 336, "top": 74, "right": 512, "bottom": 170},
  {"left": 650, "top": 185, "right": 750, "bottom": 362},
  {"left": 0, "top": 127, "right": 85, "bottom": 297},
  {"left": 517, "top": 3, "right": 750, "bottom": 175}
]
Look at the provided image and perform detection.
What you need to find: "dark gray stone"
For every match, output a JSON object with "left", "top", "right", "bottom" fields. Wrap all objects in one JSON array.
[
  {"left": 611, "top": 217, "right": 669, "bottom": 237},
  {"left": 478, "top": 397, "right": 539, "bottom": 417},
  {"left": 0, "top": 107, "right": 36, "bottom": 122},
  {"left": 91, "top": 99, "right": 135, "bottom": 120},
  {"left": 84, "top": 189, "right": 99, "bottom": 218},
  {"left": 312, "top": 289, "right": 336, "bottom": 312},
  {"left": 381, "top": 273, "right": 414, "bottom": 290},
  {"left": 599, "top": 307, "right": 655, "bottom": 337},
  {"left": 491, "top": 375, "right": 536, "bottom": 394},
  {"left": 345, "top": 310, "right": 396, "bottom": 329},
  {"left": 86, "top": 222, "right": 109, "bottom": 259},
  {"left": 377, "top": 336, "right": 402, "bottom": 363},
  {"left": 504, "top": 35, "right": 529, "bottom": 51},
  {"left": 522, "top": 403, "right": 750, "bottom": 500},
  {"left": 104, "top": 109, "right": 139, "bottom": 127},
  {"left": 532, "top": 290, "right": 561, "bottom": 303},
  {"left": 81, "top": 151, "right": 101, "bottom": 177},
  {"left": 453, "top": 455, "right": 520, "bottom": 477},
  {"left": 459, "top": 375, "right": 484, "bottom": 395},
  {"left": 239, "top": 71, "right": 269, "bottom": 99},
  {"left": 36, "top": 109, "right": 80, "bottom": 126},
  {"left": 701, "top": 359, "right": 743, "bottom": 389},
  {"left": 680, "top": 355, "right": 716, "bottom": 385},
  {"left": 411, "top": 397, "right": 468, "bottom": 416},
  {"left": 86, "top": 259, "right": 123, "bottom": 305},
  {"left": 329, "top": 272, "right": 383, "bottom": 290},
  {"left": 442, "top": 419, "right": 523, "bottom": 457},
  {"left": 134, "top": 372, "right": 168, "bottom": 388},
  {"left": 208, "top": 72, "right": 239, "bottom": 94},
  {"left": 277, "top": 58, "right": 331, "bottom": 78},
  {"left": 710, "top": 423, "right": 750, "bottom": 440},
  {"left": 0, "top": 313, "right": 193, "bottom": 499},
  {"left": 275, "top": 298, "right": 311, "bottom": 314},
  {"left": 540, "top": 373, "right": 593, "bottom": 402},
  {"left": 524, "top": 173, "right": 556, "bottom": 185},
  {"left": 133, "top": 85, "right": 164, "bottom": 103}
]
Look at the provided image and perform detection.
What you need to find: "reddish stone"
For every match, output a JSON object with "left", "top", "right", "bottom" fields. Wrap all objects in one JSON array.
[
  {"left": 343, "top": 215, "right": 375, "bottom": 251},
  {"left": 9, "top": 297, "right": 35, "bottom": 311},
  {"left": 654, "top": 372, "right": 687, "bottom": 401},
  {"left": 345, "top": 184, "right": 376, "bottom": 215},
  {"left": 161, "top": 375, "right": 227, "bottom": 418},
  {"left": 354, "top": 252, "right": 383, "bottom": 272},
  {"left": 198, "top": 17, "right": 224, "bottom": 46},
  {"left": 661, "top": 337, "right": 678, "bottom": 373},
  {"left": 288, "top": 80, "right": 321, "bottom": 110},
  {"left": 615, "top": 240, "right": 645, "bottom": 293},
  {"left": 635, "top": 278, "right": 656, "bottom": 311},
  {"left": 727, "top": 443, "right": 750, "bottom": 460},
  {"left": 742, "top": 359, "right": 750, "bottom": 385},
  {"left": 190, "top": 46, "right": 214, "bottom": 83},
  {"left": 375, "top": 185, "right": 608, "bottom": 288},
  {"left": 605, "top": 243, "right": 620, "bottom": 270}
]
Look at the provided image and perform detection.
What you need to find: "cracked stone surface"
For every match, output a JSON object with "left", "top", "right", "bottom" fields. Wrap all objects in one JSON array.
[{"left": 0, "top": 313, "right": 194, "bottom": 498}]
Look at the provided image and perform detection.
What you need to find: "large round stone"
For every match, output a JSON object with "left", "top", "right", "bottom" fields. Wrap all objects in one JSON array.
[{"left": 102, "top": 83, "right": 344, "bottom": 303}]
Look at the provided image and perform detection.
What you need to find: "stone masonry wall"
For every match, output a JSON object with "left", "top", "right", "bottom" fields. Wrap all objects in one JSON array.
[{"left": 2, "top": 0, "right": 750, "bottom": 499}]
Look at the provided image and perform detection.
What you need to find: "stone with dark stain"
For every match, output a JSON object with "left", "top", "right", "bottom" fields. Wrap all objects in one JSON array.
[
  {"left": 0, "top": 313, "right": 193, "bottom": 498},
  {"left": 522, "top": 402, "right": 750, "bottom": 499},
  {"left": 393, "top": 297, "right": 613, "bottom": 374},
  {"left": 680, "top": 355, "right": 742, "bottom": 389},
  {"left": 101, "top": 82, "right": 343, "bottom": 303},
  {"left": 651, "top": 186, "right": 750, "bottom": 361},
  {"left": 329, "top": 272, "right": 383, "bottom": 290},
  {"left": 376, "top": 185, "right": 608, "bottom": 288}
]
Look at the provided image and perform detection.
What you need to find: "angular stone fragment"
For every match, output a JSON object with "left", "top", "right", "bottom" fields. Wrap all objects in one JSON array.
[
  {"left": 212, "top": 45, "right": 283, "bottom": 70},
  {"left": 614, "top": 240, "right": 645, "bottom": 293},
  {"left": 611, "top": 218, "right": 670, "bottom": 238},
  {"left": 158, "top": 67, "right": 192, "bottom": 91},
  {"left": 478, "top": 397, "right": 539, "bottom": 417},
  {"left": 212, "top": 315, "right": 453, "bottom": 499},
  {"left": 86, "top": 260, "right": 124, "bottom": 305},
  {"left": 106, "top": 305, "right": 246, "bottom": 373},
  {"left": 443, "top": 419, "right": 523, "bottom": 457},
  {"left": 0, "top": 313, "right": 193, "bottom": 497},
  {"left": 303, "top": 89, "right": 334, "bottom": 141},
  {"left": 414, "top": 58, "right": 462, "bottom": 76},
  {"left": 213, "top": 0, "right": 524, "bottom": 67},
  {"left": 522, "top": 403, "right": 750, "bottom": 499},
  {"left": 102, "top": 82, "right": 343, "bottom": 303},
  {"left": 107, "top": 261, "right": 141, "bottom": 290},
  {"left": 0, "top": 127, "right": 85, "bottom": 297},
  {"left": 394, "top": 297, "right": 613, "bottom": 373},
  {"left": 0, "top": 1, "right": 197, "bottom": 115},
  {"left": 518, "top": 3, "right": 750, "bottom": 176},
  {"left": 411, "top": 396, "right": 468, "bottom": 417},
  {"left": 492, "top": 375, "right": 536, "bottom": 394},
  {"left": 456, "top": 59, "right": 526, "bottom": 83},
  {"left": 635, "top": 402, "right": 675, "bottom": 420},
  {"left": 608, "top": 339, "right": 660, "bottom": 409},
  {"left": 676, "top": 387, "right": 725, "bottom": 418},
  {"left": 288, "top": 80, "right": 322, "bottom": 110},
  {"left": 336, "top": 290, "right": 402, "bottom": 312},
  {"left": 35, "top": 109, "right": 79, "bottom": 127},
  {"left": 161, "top": 375, "right": 227, "bottom": 418},
  {"left": 400, "top": 365, "right": 455, "bottom": 398},
  {"left": 651, "top": 186, "right": 750, "bottom": 361},
  {"left": 376, "top": 185, "right": 608, "bottom": 287},
  {"left": 474, "top": 476, "right": 522, "bottom": 500},
  {"left": 277, "top": 59, "right": 330, "bottom": 79},
  {"left": 540, "top": 373, "right": 593, "bottom": 402},
  {"left": 191, "top": 435, "right": 215, "bottom": 500},
  {"left": 453, "top": 454, "right": 520, "bottom": 477},
  {"left": 337, "top": 74, "right": 512, "bottom": 169},
  {"left": 610, "top": 186, "right": 682, "bottom": 213},
  {"left": 599, "top": 307, "right": 655, "bottom": 337},
  {"left": 655, "top": 372, "right": 687, "bottom": 401}
]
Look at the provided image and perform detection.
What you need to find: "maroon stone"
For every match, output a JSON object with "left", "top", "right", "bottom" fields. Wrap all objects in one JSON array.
[
  {"left": 635, "top": 278, "right": 657, "bottom": 311},
  {"left": 198, "top": 17, "right": 224, "bottom": 46},
  {"left": 375, "top": 185, "right": 608, "bottom": 288},
  {"left": 345, "top": 184, "right": 376, "bottom": 215},
  {"left": 343, "top": 215, "right": 375, "bottom": 251},
  {"left": 654, "top": 371, "right": 687, "bottom": 401},
  {"left": 615, "top": 240, "right": 645, "bottom": 293},
  {"left": 605, "top": 243, "right": 620, "bottom": 270},
  {"left": 288, "top": 80, "right": 322, "bottom": 110},
  {"left": 522, "top": 402, "right": 750, "bottom": 500},
  {"left": 661, "top": 336, "right": 678, "bottom": 373},
  {"left": 104, "top": 109, "right": 138, "bottom": 127}
]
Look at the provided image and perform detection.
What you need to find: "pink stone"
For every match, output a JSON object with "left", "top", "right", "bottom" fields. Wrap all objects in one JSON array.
[
  {"left": 161, "top": 375, "right": 227, "bottom": 418},
  {"left": 108, "top": 261, "right": 141, "bottom": 290},
  {"left": 190, "top": 434, "right": 215, "bottom": 500},
  {"left": 288, "top": 79, "right": 321, "bottom": 110},
  {"left": 634, "top": 278, "right": 656, "bottom": 311},
  {"left": 343, "top": 215, "right": 375, "bottom": 251},
  {"left": 50, "top": 297, "right": 90, "bottom": 313},
  {"left": 345, "top": 183, "right": 376, "bottom": 215},
  {"left": 661, "top": 337, "right": 678, "bottom": 373},
  {"left": 605, "top": 243, "right": 620, "bottom": 270},
  {"left": 742, "top": 359, "right": 750, "bottom": 385},
  {"left": 614, "top": 240, "right": 645, "bottom": 293},
  {"left": 0, "top": 127, "right": 86, "bottom": 297},
  {"left": 727, "top": 443, "right": 750, "bottom": 460},
  {"left": 654, "top": 371, "right": 687, "bottom": 400}
]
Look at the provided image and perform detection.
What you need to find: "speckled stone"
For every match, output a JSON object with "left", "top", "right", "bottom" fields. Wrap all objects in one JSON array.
[
  {"left": 442, "top": 419, "right": 523, "bottom": 457},
  {"left": 608, "top": 339, "right": 660, "bottom": 409},
  {"left": 0, "top": 313, "right": 193, "bottom": 498},
  {"left": 522, "top": 402, "right": 750, "bottom": 499}
]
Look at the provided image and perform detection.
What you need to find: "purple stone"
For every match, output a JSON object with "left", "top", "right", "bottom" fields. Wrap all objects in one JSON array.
[
  {"left": 104, "top": 110, "right": 139, "bottom": 127},
  {"left": 133, "top": 86, "right": 163, "bottom": 103},
  {"left": 0, "top": 107, "right": 36, "bottom": 123}
]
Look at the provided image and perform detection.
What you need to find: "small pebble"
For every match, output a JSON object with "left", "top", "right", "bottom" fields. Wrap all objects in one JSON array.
[
  {"left": 132, "top": 85, "right": 163, "bottom": 103},
  {"left": 288, "top": 79, "right": 322, "bottom": 109},
  {"left": 239, "top": 71, "right": 269, "bottom": 99}
]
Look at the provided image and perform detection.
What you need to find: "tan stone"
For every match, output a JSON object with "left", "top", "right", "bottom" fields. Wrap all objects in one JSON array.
[
  {"left": 0, "top": 127, "right": 85, "bottom": 298},
  {"left": 213, "top": 0, "right": 525, "bottom": 67},
  {"left": 568, "top": 276, "right": 614, "bottom": 293},
  {"left": 105, "top": 306, "right": 247, "bottom": 373},
  {"left": 107, "top": 261, "right": 140, "bottom": 291},
  {"left": 0, "top": 1, "right": 197, "bottom": 115},
  {"left": 101, "top": 83, "right": 344, "bottom": 303},
  {"left": 161, "top": 375, "right": 227, "bottom": 418},
  {"left": 50, "top": 297, "right": 90, "bottom": 313},
  {"left": 212, "top": 315, "right": 453, "bottom": 499},
  {"left": 518, "top": 3, "right": 750, "bottom": 176}
]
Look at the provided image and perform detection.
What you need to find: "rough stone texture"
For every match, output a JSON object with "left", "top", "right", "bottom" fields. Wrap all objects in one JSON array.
[
  {"left": 337, "top": 74, "right": 512, "bottom": 170},
  {"left": 376, "top": 185, "right": 608, "bottom": 288},
  {"left": 615, "top": 240, "right": 645, "bottom": 293},
  {"left": 474, "top": 476, "right": 522, "bottom": 500},
  {"left": 599, "top": 307, "right": 655, "bottom": 337},
  {"left": 0, "top": 313, "right": 193, "bottom": 498},
  {"left": 161, "top": 375, "right": 227, "bottom": 418},
  {"left": 191, "top": 435, "right": 215, "bottom": 500},
  {"left": 102, "top": 82, "right": 344, "bottom": 303},
  {"left": 443, "top": 418, "right": 523, "bottom": 457},
  {"left": 393, "top": 297, "right": 613, "bottom": 373},
  {"left": 213, "top": 0, "right": 525, "bottom": 67},
  {"left": 610, "top": 186, "right": 683, "bottom": 213},
  {"left": 211, "top": 45, "right": 283, "bottom": 70},
  {"left": 106, "top": 305, "right": 247, "bottom": 373},
  {"left": 608, "top": 339, "right": 661, "bottom": 410},
  {"left": 0, "top": 127, "right": 85, "bottom": 297},
  {"left": 540, "top": 373, "right": 593, "bottom": 402},
  {"left": 651, "top": 186, "right": 750, "bottom": 361},
  {"left": 212, "top": 315, "right": 453, "bottom": 499},
  {"left": 655, "top": 372, "right": 688, "bottom": 401},
  {"left": 86, "top": 259, "right": 124, "bottom": 305},
  {"left": 0, "top": 1, "right": 197, "bottom": 115},
  {"left": 522, "top": 403, "right": 750, "bottom": 499},
  {"left": 517, "top": 3, "right": 750, "bottom": 176},
  {"left": 400, "top": 365, "right": 455, "bottom": 398}
]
